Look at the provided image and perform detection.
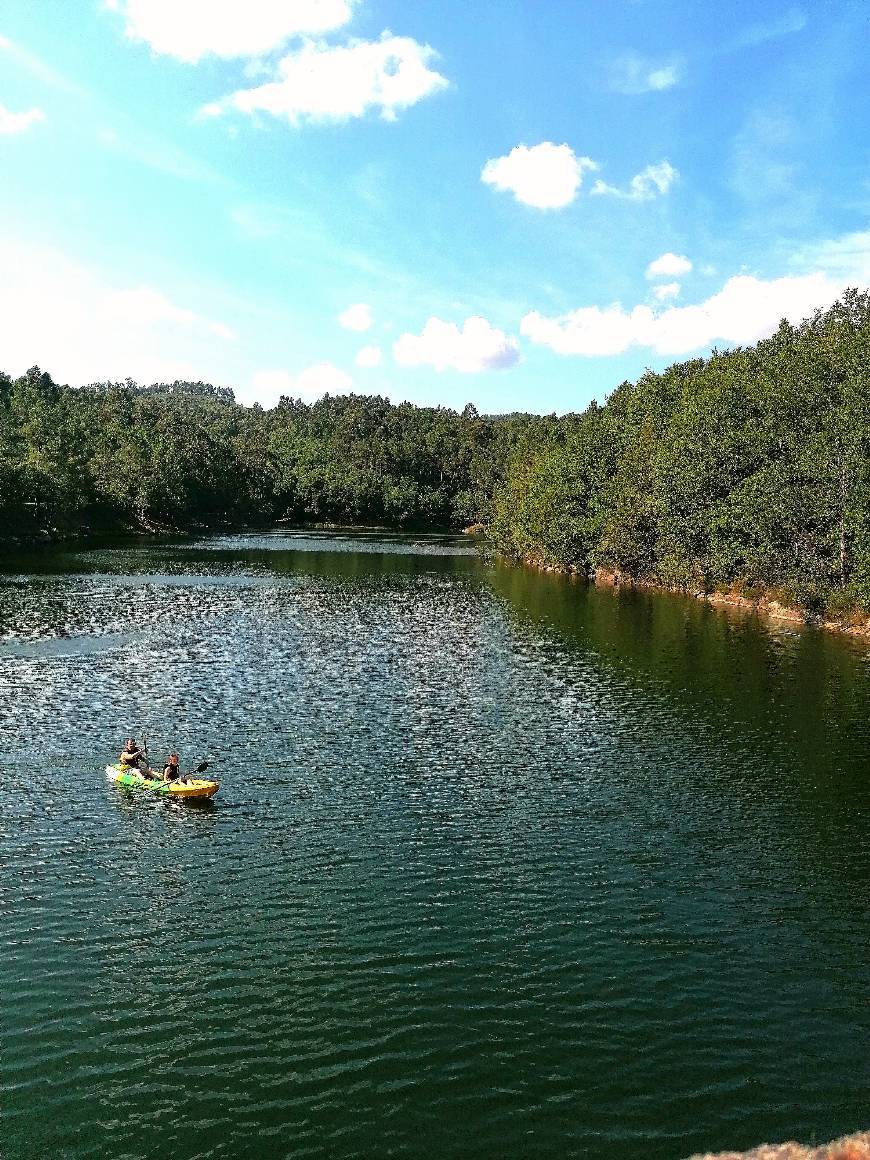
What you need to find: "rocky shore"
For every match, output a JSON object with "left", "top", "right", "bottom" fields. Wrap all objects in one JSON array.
[
  {"left": 519, "top": 556, "right": 870, "bottom": 642},
  {"left": 688, "top": 1128, "right": 870, "bottom": 1160}
]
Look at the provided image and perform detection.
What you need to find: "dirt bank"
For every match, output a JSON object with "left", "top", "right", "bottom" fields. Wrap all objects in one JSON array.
[
  {"left": 687, "top": 1127, "right": 870, "bottom": 1160},
  {"left": 518, "top": 557, "right": 870, "bottom": 642}
]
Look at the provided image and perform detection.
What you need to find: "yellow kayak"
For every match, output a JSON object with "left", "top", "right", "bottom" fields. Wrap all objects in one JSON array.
[{"left": 106, "top": 763, "right": 219, "bottom": 800}]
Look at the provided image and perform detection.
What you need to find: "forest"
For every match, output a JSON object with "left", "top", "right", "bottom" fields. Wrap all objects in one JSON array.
[{"left": 2, "top": 290, "right": 870, "bottom": 620}]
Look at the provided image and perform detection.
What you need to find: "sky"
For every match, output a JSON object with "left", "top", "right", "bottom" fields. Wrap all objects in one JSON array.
[{"left": 0, "top": 0, "right": 869, "bottom": 414}]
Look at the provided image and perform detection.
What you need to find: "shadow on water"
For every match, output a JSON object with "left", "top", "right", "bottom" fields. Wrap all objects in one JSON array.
[
  {"left": 109, "top": 784, "right": 219, "bottom": 822},
  {"left": 489, "top": 559, "right": 870, "bottom": 774},
  {"left": 489, "top": 559, "right": 870, "bottom": 910}
]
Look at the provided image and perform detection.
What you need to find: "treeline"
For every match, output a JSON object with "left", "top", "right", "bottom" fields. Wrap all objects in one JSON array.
[
  {"left": 3, "top": 289, "right": 870, "bottom": 618},
  {"left": 490, "top": 290, "right": 870, "bottom": 618},
  {"left": 0, "top": 371, "right": 543, "bottom": 536}
]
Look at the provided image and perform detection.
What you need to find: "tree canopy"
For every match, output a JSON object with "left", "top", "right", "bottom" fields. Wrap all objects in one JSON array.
[
  {"left": 3, "top": 290, "right": 870, "bottom": 620},
  {"left": 489, "top": 290, "right": 870, "bottom": 619}
]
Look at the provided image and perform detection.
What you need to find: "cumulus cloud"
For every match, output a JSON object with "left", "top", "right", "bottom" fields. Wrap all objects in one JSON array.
[
  {"left": 652, "top": 282, "right": 681, "bottom": 302},
  {"left": 107, "top": 0, "right": 355, "bottom": 63},
  {"left": 295, "top": 361, "right": 353, "bottom": 395},
  {"left": 481, "top": 142, "right": 598, "bottom": 209},
  {"left": 248, "top": 362, "right": 352, "bottom": 406},
  {"left": 591, "top": 161, "right": 677, "bottom": 201},
  {"left": 0, "top": 103, "right": 45, "bottom": 134},
  {"left": 394, "top": 316, "right": 520, "bottom": 373},
  {"left": 355, "top": 344, "right": 382, "bottom": 368},
  {"left": 646, "top": 252, "right": 692, "bottom": 279},
  {"left": 202, "top": 33, "right": 447, "bottom": 124},
  {"left": 521, "top": 270, "right": 851, "bottom": 359},
  {"left": 610, "top": 52, "right": 681, "bottom": 94},
  {"left": 0, "top": 236, "right": 235, "bottom": 385},
  {"left": 338, "top": 302, "right": 372, "bottom": 331},
  {"left": 244, "top": 370, "right": 293, "bottom": 406}
]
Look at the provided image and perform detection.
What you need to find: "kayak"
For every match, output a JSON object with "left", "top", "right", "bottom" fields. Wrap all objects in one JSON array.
[{"left": 106, "top": 763, "right": 219, "bottom": 800}]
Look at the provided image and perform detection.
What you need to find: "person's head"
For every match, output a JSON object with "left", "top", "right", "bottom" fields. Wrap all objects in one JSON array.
[
  {"left": 168, "top": 752, "right": 179, "bottom": 765},
  {"left": 125, "top": 738, "right": 136, "bottom": 750}
]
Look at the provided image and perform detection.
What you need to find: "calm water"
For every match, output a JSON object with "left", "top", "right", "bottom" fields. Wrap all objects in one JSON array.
[{"left": 1, "top": 530, "right": 868, "bottom": 1160}]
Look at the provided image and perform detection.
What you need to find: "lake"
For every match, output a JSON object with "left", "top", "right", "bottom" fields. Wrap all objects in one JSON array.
[{"left": 1, "top": 530, "right": 867, "bottom": 1159}]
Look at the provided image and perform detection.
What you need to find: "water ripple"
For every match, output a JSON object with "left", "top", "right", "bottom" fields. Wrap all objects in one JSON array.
[{"left": 1, "top": 533, "right": 868, "bottom": 1160}]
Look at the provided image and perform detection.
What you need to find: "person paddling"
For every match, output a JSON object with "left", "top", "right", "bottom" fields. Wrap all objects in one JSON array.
[
  {"left": 162, "top": 753, "right": 181, "bottom": 782},
  {"left": 119, "top": 737, "right": 149, "bottom": 775},
  {"left": 120, "top": 737, "right": 149, "bottom": 775}
]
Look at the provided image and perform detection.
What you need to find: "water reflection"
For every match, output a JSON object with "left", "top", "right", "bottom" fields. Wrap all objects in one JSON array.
[{"left": 1, "top": 530, "right": 867, "bottom": 1160}]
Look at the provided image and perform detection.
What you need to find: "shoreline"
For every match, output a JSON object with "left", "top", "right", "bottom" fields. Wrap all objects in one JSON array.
[
  {"left": 5, "top": 522, "right": 869, "bottom": 643},
  {"left": 687, "top": 1127, "right": 870, "bottom": 1159},
  {"left": 520, "top": 556, "right": 870, "bottom": 642},
  {"left": 0, "top": 517, "right": 466, "bottom": 556}
]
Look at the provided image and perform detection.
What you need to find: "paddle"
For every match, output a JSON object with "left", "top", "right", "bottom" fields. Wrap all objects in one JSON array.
[
  {"left": 142, "top": 732, "right": 154, "bottom": 777},
  {"left": 176, "top": 759, "right": 212, "bottom": 785},
  {"left": 119, "top": 733, "right": 150, "bottom": 778}
]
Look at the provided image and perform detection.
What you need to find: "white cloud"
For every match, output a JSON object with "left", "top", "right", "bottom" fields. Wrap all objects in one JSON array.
[
  {"left": 104, "top": 286, "right": 237, "bottom": 337},
  {"left": 522, "top": 304, "right": 647, "bottom": 358},
  {"left": 647, "top": 66, "right": 680, "bottom": 91},
  {"left": 0, "top": 103, "right": 45, "bottom": 135},
  {"left": 295, "top": 361, "right": 352, "bottom": 396},
  {"left": 792, "top": 230, "right": 870, "bottom": 283},
  {"left": 591, "top": 161, "right": 677, "bottom": 201},
  {"left": 244, "top": 370, "right": 294, "bottom": 406},
  {"left": 652, "top": 282, "right": 681, "bottom": 302},
  {"left": 338, "top": 302, "right": 372, "bottom": 331},
  {"left": 103, "top": 286, "right": 197, "bottom": 327},
  {"left": 394, "top": 316, "right": 520, "bottom": 373},
  {"left": 610, "top": 52, "right": 681, "bottom": 94},
  {"left": 732, "top": 8, "right": 807, "bottom": 49},
  {"left": 481, "top": 142, "right": 598, "bottom": 210},
  {"left": 521, "top": 269, "right": 855, "bottom": 359},
  {"left": 108, "top": 0, "right": 355, "bottom": 63},
  {"left": 202, "top": 33, "right": 447, "bottom": 124},
  {"left": 248, "top": 362, "right": 352, "bottom": 406},
  {"left": 0, "top": 237, "right": 235, "bottom": 385},
  {"left": 355, "top": 344, "right": 382, "bottom": 368},
  {"left": 646, "top": 252, "right": 692, "bottom": 279}
]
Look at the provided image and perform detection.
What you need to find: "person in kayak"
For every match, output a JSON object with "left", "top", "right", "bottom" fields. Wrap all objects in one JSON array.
[
  {"left": 119, "top": 738, "right": 149, "bottom": 775},
  {"left": 162, "top": 753, "right": 181, "bottom": 782}
]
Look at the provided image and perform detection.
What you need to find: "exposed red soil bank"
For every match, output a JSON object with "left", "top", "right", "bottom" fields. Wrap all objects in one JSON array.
[
  {"left": 687, "top": 1128, "right": 870, "bottom": 1160},
  {"left": 519, "top": 556, "right": 870, "bottom": 642}
]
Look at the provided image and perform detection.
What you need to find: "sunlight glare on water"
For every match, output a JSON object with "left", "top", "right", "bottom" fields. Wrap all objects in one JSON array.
[{"left": 1, "top": 531, "right": 868, "bottom": 1159}]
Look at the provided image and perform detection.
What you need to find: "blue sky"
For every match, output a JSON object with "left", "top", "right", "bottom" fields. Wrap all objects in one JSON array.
[{"left": 1, "top": 0, "right": 868, "bottom": 413}]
